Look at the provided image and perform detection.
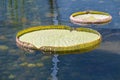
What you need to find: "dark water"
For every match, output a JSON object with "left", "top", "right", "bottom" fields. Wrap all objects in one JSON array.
[{"left": 0, "top": 0, "right": 120, "bottom": 80}]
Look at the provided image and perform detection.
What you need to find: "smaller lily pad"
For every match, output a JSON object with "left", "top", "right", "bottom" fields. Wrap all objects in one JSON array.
[{"left": 70, "top": 10, "right": 112, "bottom": 26}]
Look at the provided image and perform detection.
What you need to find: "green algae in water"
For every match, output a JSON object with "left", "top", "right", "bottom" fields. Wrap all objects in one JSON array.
[
  {"left": 20, "top": 62, "right": 44, "bottom": 67},
  {"left": 8, "top": 74, "right": 15, "bottom": 79},
  {"left": 0, "top": 45, "right": 9, "bottom": 51}
]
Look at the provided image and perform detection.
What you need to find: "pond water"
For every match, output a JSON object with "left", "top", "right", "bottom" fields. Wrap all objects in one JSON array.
[{"left": 0, "top": 0, "right": 120, "bottom": 80}]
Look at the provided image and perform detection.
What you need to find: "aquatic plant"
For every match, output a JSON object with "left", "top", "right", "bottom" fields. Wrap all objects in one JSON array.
[
  {"left": 70, "top": 10, "right": 112, "bottom": 26},
  {"left": 16, "top": 25, "right": 101, "bottom": 54}
]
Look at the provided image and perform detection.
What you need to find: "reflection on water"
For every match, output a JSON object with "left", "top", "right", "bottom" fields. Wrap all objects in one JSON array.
[
  {"left": 1, "top": 0, "right": 25, "bottom": 25},
  {"left": 0, "top": 0, "right": 120, "bottom": 80},
  {"left": 0, "top": 0, "right": 56, "bottom": 27},
  {"left": 51, "top": 54, "right": 59, "bottom": 80}
]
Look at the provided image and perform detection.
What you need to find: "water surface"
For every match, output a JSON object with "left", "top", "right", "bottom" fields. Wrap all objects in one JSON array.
[{"left": 0, "top": 0, "right": 120, "bottom": 80}]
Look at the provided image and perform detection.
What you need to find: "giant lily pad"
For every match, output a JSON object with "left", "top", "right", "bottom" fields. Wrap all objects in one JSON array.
[
  {"left": 16, "top": 25, "right": 101, "bottom": 54},
  {"left": 70, "top": 10, "right": 112, "bottom": 25}
]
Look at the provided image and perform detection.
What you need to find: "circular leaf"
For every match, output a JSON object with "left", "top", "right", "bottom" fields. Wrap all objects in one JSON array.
[
  {"left": 70, "top": 10, "right": 112, "bottom": 26},
  {"left": 16, "top": 25, "right": 101, "bottom": 54}
]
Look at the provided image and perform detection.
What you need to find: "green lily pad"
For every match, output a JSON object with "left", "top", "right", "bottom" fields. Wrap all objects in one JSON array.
[
  {"left": 70, "top": 10, "right": 112, "bottom": 25},
  {"left": 16, "top": 25, "right": 101, "bottom": 54}
]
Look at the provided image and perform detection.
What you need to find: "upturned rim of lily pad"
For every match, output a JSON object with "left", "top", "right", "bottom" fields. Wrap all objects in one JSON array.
[
  {"left": 70, "top": 10, "right": 112, "bottom": 25},
  {"left": 16, "top": 25, "right": 101, "bottom": 54}
]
